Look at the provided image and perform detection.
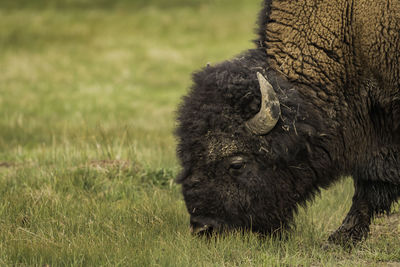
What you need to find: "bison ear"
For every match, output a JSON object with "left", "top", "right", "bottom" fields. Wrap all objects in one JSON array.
[{"left": 245, "top": 72, "right": 281, "bottom": 135}]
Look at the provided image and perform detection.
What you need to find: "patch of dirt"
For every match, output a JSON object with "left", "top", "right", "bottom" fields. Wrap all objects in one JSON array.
[
  {"left": 87, "top": 159, "right": 133, "bottom": 171},
  {"left": 370, "top": 211, "right": 400, "bottom": 237},
  {"left": 0, "top": 162, "right": 15, "bottom": 168}
]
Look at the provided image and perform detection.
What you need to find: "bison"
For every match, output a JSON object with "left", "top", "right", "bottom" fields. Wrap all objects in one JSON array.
[{"left": 175, "top": 0, "right": 400, "bottom": 245}]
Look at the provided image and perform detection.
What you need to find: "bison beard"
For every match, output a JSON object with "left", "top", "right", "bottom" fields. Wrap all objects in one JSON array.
[{"left": 176, "top": 0, "right": 400, "bottom": 246}]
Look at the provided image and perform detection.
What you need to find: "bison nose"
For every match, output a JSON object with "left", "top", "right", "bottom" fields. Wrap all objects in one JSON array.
[
  {"left": 190, "top": 223, "right": 213, "bottom": 236},
  {"left": 190, "top": 217, "right": 217, "bottom": 236}
]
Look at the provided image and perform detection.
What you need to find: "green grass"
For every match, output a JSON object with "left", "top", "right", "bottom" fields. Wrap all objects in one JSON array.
[{"left": 0, "top": 0, "right": 399, "bottom": 266}]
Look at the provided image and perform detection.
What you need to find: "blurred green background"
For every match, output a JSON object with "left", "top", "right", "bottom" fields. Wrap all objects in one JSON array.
[
  {"left": 0, "top": 0, "right": 259, "bottom": 169},
  {"left": 0, "top": 0, "right": 399, "bottom": 266}
]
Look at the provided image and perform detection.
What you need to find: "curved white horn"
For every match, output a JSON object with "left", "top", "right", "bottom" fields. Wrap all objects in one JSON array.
[{"left": 245, "top": 72, "right": 281, "bottom": 135}]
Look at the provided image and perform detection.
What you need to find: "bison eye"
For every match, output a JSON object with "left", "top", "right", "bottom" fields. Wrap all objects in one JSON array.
[
  {"left": 230, "top": 162, "right": 244, "bottom": 170},
  {"left": 229, "top": 156, "right": 246, "bottom": 172}
]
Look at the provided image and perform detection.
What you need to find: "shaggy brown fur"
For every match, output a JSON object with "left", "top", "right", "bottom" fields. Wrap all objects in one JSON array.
[
  {"left": 176, "top": 0, "right": 400, "bottom": 245},
  {"left": 262, "top": 0, "right": 400, "bottom": 90}
]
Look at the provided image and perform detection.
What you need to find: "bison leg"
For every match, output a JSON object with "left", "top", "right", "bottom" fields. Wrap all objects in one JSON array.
[
  {"left": 328, "top": 178, "right": 400, "bottom": 246},
  {"left": 328, "top": 179, "right": 371, "bottom": 245}
]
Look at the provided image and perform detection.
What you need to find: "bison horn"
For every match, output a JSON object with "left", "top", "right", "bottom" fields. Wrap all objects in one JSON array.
[{"left": 245, "top": 72, "right": 281, "bottom": 135}]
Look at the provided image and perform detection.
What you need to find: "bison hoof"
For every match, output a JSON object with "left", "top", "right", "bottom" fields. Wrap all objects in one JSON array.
[{"left": 328, "top": 224, "right": 369, "bottom": 247}]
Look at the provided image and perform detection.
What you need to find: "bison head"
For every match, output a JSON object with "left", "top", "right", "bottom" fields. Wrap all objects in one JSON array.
[{"left": 176, "top": 49, "right": 330, "bottom": 236}]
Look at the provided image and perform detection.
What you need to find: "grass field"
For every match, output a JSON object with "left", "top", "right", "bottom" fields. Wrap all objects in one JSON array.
[{"left": 0, "top": 0, "right": 399, "bottom": 266}]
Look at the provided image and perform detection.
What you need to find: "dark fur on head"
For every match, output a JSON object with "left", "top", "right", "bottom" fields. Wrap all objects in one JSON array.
[{"left": 176, "top": 49, "right": 341, "bottom": 234}]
